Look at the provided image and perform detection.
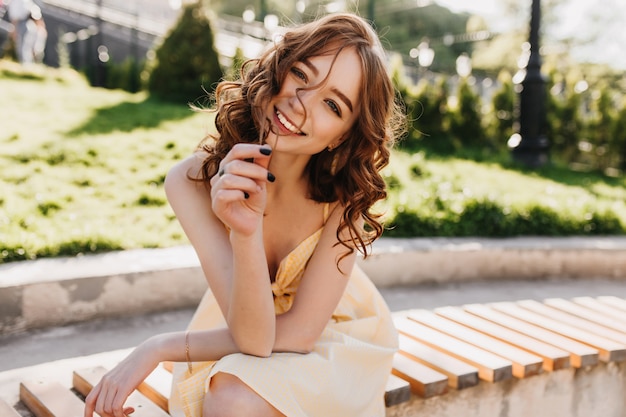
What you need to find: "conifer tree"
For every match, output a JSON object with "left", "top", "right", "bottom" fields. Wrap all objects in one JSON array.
[{"left": 148, "top": 1, "right": 223, "bottom": 103}]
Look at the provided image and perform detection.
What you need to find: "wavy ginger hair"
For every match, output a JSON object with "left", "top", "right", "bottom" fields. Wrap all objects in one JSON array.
[{"left": 197, "top": 13, "right": 405, "bottom": 259}]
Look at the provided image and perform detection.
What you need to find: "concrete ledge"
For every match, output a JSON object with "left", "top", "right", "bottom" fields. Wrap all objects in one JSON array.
[
  {"left": 2, "top": 237, "right": 626, "bottom": 335},
  {"left": 368, "top": 236, "right": 626, "bottom": 286}
]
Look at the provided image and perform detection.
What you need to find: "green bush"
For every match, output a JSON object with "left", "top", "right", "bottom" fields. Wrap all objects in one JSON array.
[
  {"left": 402, "top": 77, "right": 453, "bottom": 152},
  {"left": 385, "top": 198, "right": 626, "bottom": 238},
  {"left": 449, "top": 77, "right": 485, "bottom": 148},
  {"left": 487, "top": 71, "right": 515, "bottom": 149},
  {"left": 147, "top": 1, "right": 223, "bottom": 103},
  {"left": 106, "top": 57, "right": 143, "bottom": 93}
]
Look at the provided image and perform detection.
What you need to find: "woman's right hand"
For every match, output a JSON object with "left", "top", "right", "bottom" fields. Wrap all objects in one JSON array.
[{"left": 209, "top": 144, "right": 274, "bottom": 236}]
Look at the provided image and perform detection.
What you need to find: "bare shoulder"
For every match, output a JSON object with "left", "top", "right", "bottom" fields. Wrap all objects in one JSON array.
[
  {"left": 165, "top": 152, "right": 207, "bottom": 185},
  {"left": 164, "top": 152, "right": 214, "bottom": 216}
]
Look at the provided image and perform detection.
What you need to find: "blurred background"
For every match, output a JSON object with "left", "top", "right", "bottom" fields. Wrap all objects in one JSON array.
[{"left": 2, "top": 0, "right": 626, "bottom": 264}]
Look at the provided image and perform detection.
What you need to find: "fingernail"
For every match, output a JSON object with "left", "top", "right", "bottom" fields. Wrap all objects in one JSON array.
[
  {"left": 267, "top": 172, "right": 276, "bottom": 182},
  {"left": 259, "top": 147, "right": 272, "bottom": 156},
  {"left": 244, "top": 192, "right": 250, "bottom": 199}
]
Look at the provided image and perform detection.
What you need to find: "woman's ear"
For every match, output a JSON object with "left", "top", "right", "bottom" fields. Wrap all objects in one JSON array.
[{"left": 327, "top": 135, "right": 348, "bottom": 152}]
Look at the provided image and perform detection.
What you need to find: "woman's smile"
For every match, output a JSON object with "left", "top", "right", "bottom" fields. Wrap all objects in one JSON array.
[{"left": 274, "top": 107, "right": 306, "bottom": 136}]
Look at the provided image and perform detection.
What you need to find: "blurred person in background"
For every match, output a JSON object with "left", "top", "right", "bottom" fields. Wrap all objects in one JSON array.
[
  {"left": 29, "top": 4, "right": 46, "bottom": 63},
  {"left": 7, "top": 0, "right": 37, "bottom": 64}
]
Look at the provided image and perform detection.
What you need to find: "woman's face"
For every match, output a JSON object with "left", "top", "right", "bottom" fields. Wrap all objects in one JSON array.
[{"left": 265, "top": 46, "right": 362, "bottom": 155}]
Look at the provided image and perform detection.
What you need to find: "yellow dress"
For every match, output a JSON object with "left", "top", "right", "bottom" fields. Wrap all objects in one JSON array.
[{"left": 169, "top": 205, "right": 398, "bottom": 417}]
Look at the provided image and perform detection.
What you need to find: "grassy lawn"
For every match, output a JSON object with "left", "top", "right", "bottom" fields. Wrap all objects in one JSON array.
[
  {"left": 1, "top": 61, "right": 210, "bottom": 262},
  {"left": 2, "top": 61, "right": 626, "bottom": 263}
]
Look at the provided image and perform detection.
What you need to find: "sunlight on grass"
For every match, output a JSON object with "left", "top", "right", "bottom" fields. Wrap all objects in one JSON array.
[
  {"left": 0, "top": 62, "right": 212, "bottom": 262},
  {"left": 2, "top": 61, "right": 626, "bottom": 263}
]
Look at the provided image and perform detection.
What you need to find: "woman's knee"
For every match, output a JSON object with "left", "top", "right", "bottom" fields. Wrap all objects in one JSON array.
[{"left": 203, "top": 372, "right": 283, "bottom": 417}]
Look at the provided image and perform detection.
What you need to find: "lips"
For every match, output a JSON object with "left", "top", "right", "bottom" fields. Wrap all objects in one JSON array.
[{"left": 275, "top": 108, "right": 306, "bottom": 136}]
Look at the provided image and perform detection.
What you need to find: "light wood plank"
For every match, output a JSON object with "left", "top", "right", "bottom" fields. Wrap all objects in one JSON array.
[
  {"left": 570, "top": 297, "right": 626, "bottom": 329},
  {"left": 392, "top": 353, "right": 448, "bottom": 398},
  {"left": 518, "top": 299, "right": 626, "bottom": 345},
  {"left": 73, "top": 367, "right": 170, "bottom": 417},
  {"left": 546, "top": 297, "right": 626, "bottom": 333},
  {"left": 597, "top": 296, "right": 626, "bottom": 313},
  {"left": 464, "top": 303, "right": 598, "bottom": 368},
  {"left": 394, "top": 316, "right": 512, "bottom": 383},
  {"left": 139, "top": 364, "right": 173, "bottom": 411},
  {"left": 20, "top": 379, "right": 85, "bottom": 417},
  {"left": 409, "top": 309, "right": 543, "bottom": 378},
  {"left": 491, "top": 301, "right": 626, "bottom": 363},
  {"left": 398, "top": 333, "right": 479, "bottom": 389},
  {"left": 162, "top": 361, "right": 174, "bottom": 373},
  {"left": 384, "top": 374, "right": 412, "bottom": 407},
  {"left": 0, "top": 398, "right": 21, "bottom": 417},
  {"left": 435, "top": 306, "right": 570, "bottom": 371}
]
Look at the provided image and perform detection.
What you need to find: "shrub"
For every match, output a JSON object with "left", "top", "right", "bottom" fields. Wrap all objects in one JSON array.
[
  {"left": 449, "top": 77, "right": 485, "bottom": 148},
  {"left": 147, "top": 1, "right": 223, "bottom": 103}
]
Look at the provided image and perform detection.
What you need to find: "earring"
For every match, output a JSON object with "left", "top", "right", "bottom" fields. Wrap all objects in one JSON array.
[{"left": 327, "top": 143, "right": 335, "bottom": 152}]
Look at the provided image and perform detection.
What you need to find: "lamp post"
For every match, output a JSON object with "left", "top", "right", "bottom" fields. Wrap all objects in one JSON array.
[{"left": 510, "top": 0, "right": 549, "bottom": 167}]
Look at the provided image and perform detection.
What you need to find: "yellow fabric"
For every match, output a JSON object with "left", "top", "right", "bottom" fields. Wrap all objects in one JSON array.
[{"left": 169, "top": 205, "right": 398, "bottom": 417}]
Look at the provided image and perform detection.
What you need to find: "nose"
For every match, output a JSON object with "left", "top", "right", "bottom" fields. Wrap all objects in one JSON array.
[{"left": 288, "top": 89, "right": 308, "bottom": 115}]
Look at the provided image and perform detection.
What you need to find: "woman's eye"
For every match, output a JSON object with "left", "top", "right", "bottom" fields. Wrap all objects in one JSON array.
[
  {"left": 326, "top": 100, "right": 341, "bottom": 116},
  {"left": 291, "top": 67, "right": 307, "bottom": 82}
]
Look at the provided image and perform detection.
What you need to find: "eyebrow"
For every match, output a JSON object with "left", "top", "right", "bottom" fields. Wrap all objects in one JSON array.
[{"left": 302, "top": 58, "right": 355, "bottom": 113}]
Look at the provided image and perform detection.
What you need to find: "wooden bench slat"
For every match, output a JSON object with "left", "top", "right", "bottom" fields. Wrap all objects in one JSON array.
[
  {"left": 398, "top": 333, "right": 479, "bottom": 389},
  {"left": 392, "top": 353, "right": 448, "bottom": 398},
  {"left": 547, "top": 297, "right": 626, "bottom": 331},
  {"left": 464, "top": 303, "right": 599, "bottom": 368},
  {"left": 435, "top": 306, "right": 570, "bottom": 371},
  {"left": 162, "top": 361, "right": 175, "bottom": 373},
  {"left": 519, "top": 299, "right": 626, "bottom": 345},
  {"left": 0, "top": 398, "right": 22, "bottom": 417},
  {"left": 139, "top": 364, "right": 173, "bottom": 411},
  {"left": 73, "top": 367, "right": 171, "bottom": 417},
  {"left": 384, "top": 374, "right": 412, "bottom": 407},
  {"left": 20, "top": 380, "right": 85, "bottom": 417},
  {"left": 568, "top": 297, "right": 626, "bottom": 330},
  {"left": 597, "top": 296, "right": 626, "bottom": 313},
  {"left": 493, "top": 301, "right": 626, "bottom": 362},
  {"left": 409, "top": 309, "right": 543, "bottom": 379},
  {"left": 394, "top": 316, "right": 512, "bottom": 383}
]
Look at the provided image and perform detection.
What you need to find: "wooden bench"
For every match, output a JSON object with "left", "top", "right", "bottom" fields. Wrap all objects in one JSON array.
[{"left": 5, "top": 296, "right": 626, "bottom": 416}]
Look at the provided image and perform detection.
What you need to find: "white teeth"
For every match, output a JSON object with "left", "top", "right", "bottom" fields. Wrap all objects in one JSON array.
[{"left": 276, "top": 110, "right": 303, "bottom": 135}]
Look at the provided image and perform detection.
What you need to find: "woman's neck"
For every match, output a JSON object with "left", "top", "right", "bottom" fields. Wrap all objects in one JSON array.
[{"left": 265, "top": 152, "right": 310, "bottom": 201}]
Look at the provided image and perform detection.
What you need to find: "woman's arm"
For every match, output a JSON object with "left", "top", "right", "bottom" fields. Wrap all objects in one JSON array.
[
  {"left": 166, "top": 152, "right": 357, "bottom": 355},
  {"left": 165, "top": 147, "right": 276, "bottom": 356},
  {"left": 273, "top": 203, "right": 357, "bottom": 352}
]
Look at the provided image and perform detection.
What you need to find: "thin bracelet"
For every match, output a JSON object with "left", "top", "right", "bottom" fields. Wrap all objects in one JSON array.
[{"left": 185, "top": 331, "right": 193, "bottom": 374}]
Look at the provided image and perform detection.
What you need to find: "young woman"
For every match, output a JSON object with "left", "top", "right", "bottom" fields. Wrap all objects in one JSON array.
[{"left": 84, "top": 12, "right": 405, "bottom": 417}]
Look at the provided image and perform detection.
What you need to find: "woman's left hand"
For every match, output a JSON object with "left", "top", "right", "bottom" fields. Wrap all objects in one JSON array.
[
  {"left": 83, "top": 340, "right": 160, "bottom": 417},
  {"left": 209, "top": 144, "right": 273, "bottom": 236}
]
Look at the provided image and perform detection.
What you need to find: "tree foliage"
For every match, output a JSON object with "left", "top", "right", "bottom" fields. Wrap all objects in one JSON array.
[{"left": 147, "top": 1, "right": 223, "bottom": 103}]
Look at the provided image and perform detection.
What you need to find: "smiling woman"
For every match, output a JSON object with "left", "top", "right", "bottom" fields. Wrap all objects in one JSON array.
[{"left": 83, "top": 13, "right": 406, "bottom": 417}]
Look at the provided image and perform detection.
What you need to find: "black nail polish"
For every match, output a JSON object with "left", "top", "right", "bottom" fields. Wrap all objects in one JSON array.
[
  {"left": 259, "top": 147, "right": 272, "bottom": 156},
  {"left": 267, "top": 172, "right": 276, "bottom": 182},
  {"left": 244, "top": 192, "right": 250, "bottom": 199}
]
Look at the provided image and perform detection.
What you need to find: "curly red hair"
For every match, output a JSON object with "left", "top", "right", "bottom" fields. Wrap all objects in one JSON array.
[{"left": 196, "top": 13, "right": 405, "bottom": 259}]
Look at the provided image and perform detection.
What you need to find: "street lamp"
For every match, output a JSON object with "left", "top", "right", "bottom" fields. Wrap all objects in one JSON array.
[{"left": 509, "top": 0, "right": 550, "bottom": 168}]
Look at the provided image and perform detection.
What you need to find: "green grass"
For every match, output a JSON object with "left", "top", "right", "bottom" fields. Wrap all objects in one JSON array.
[
  {"left": 0, "top": 61, "right": 211, "bottom": 262},
  {"left": 2, "top": 61, "right": 626, "bottom": 264}
]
